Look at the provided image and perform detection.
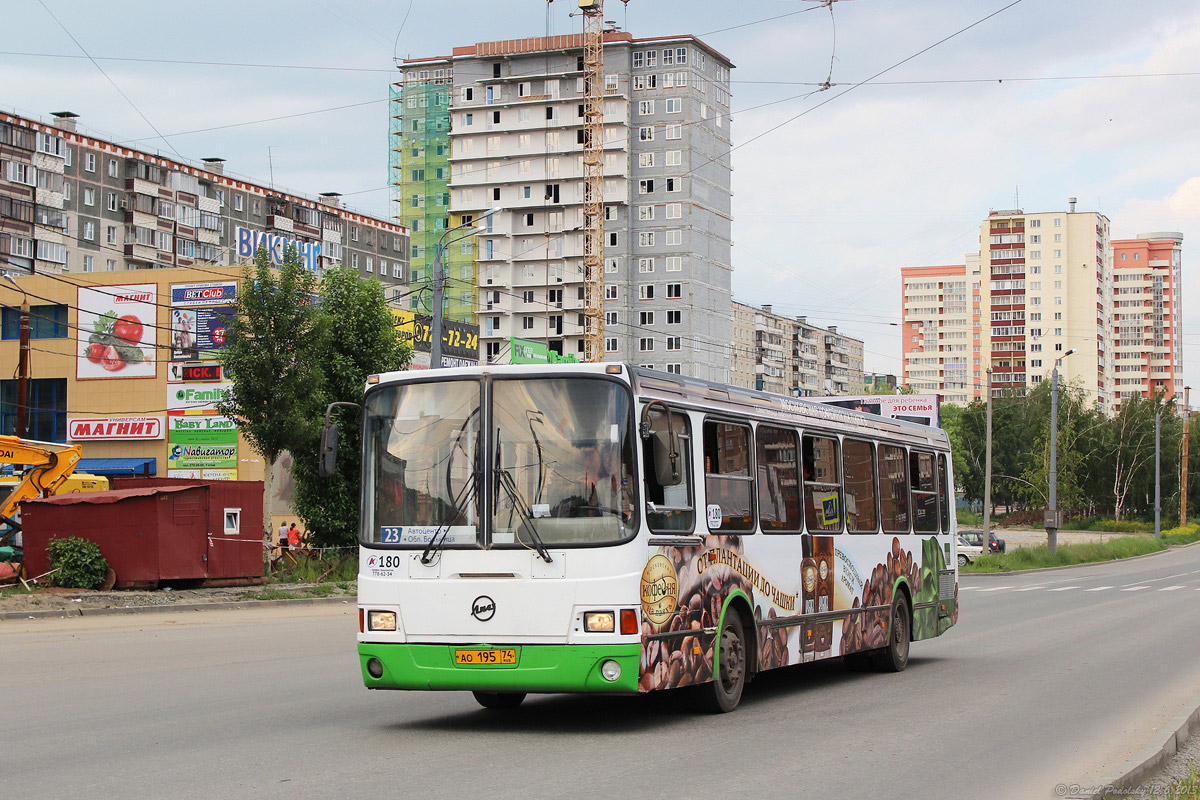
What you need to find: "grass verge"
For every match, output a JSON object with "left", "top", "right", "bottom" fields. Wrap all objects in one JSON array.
[{"left": 962, "top": 534, "right": 1165, "bottom": 573}]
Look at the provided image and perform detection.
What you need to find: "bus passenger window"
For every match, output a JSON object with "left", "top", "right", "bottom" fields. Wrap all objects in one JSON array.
[
  {"left": 703, "top": 420, "right": 754, "bottom": 532},
  {"left": 756, "top": 425, "right": 801, "bottom": 533},
  {"left": 938, "top": 454, "right": 950, "bottom": 532},
  {"left": 843, "top": 439, "right": 877, "bottom": 533},
  {"left": 911, "top": 451, "right": 938, "bottom": 533},
  {"left": 642, "top": 407, "right": 694, "bottom": 533},
  {"left": 879, "top": 445, "right": 909, "bottom": 533},
  {"left": 802, "top": 435, "right": 841, "bottom": 532}
]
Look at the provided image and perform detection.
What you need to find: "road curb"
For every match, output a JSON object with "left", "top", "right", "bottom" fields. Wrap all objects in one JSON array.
[
  {"left": 1084, "top": 689, "right": 1200, "bottom": 799},
  {"left": 1, "top": 595, "right": 353, "bottom": 621},
  {"left": 965, "top": 539, "right": 1200, "bottom": 578}
]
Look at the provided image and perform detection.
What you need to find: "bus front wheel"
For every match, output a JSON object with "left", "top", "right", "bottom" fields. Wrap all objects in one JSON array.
[
  {"left": 472, "top": 691, "right": 526, "bottom": 709},
  {"left": 699, "top": 612, "right": 747, "bottom": 713},
  {"left": 872, "top": 593, "right": 911, "bottom": 673}
]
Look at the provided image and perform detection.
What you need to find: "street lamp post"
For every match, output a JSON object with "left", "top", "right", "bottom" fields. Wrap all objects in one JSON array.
[
  {"left": 430, "top": 207, "right": 500, "bottom": 370},
  {"left": 1047, "top": 348, "right": 1076, "bottom": 555}
]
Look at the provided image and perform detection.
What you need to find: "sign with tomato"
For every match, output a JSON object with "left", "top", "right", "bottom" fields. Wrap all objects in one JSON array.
[{"left": 76, "top": 283, "right": 157, "bottom": 380}]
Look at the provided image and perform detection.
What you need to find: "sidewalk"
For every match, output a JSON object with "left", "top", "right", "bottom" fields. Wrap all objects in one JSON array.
[{"left": 0, "top": 581, "right": 355, "bottom": 620}]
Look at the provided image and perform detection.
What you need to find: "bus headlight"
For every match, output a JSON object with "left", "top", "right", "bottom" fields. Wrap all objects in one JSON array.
[
  {"left": 600, "top": 660, "right": 622, "bottom": 682},
  {"left": 368, "top": 610, "right": 397, "bottom": 631},
  {"left": 583, "top": 611, "right": 615, "bottom": 632}
]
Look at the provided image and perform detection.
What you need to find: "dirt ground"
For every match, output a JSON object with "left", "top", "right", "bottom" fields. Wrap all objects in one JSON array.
[
  {"left": 0, "top": 581, "right": 354, "bottom": 617},
  {"left": 987, "top": 526, "right": 1157, "bottom": 550}
]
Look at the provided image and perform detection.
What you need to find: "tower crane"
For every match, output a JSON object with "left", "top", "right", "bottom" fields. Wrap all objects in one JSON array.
[{"left": 579, "top": 0, "right": 606, "bottom": 362}]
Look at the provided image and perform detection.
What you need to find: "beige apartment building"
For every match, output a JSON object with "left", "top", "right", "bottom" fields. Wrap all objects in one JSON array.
[
  {"left": 902, "top": 201, "right": 1182, "bottom": 410},
  {"left": 729, "top": 301, "right": 864, "bottom": 396}
]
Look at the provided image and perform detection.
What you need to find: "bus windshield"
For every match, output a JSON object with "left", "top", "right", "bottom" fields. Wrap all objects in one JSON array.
[
  {"left": 492, "top": 377, "right": 636, "bottom": 548},
  {"left": 366, "top": 379, "right": 481, "bottom": 547},
  {"left": 364, "top": 376, "right": 636, "bottom": 548}
]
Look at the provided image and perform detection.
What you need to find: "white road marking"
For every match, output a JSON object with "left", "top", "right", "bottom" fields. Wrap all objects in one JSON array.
[
  {"left": 978, "top": 586, "right": 1010, "bottom": 592},
  {"left": 1160, "top": 586, "right": 1185, "bottom": 591},
  {"left": 1013, "top": 586, "right": 1044, "bottom": 592},
  {"left": 1084, "top": 586, "right": 1112, "bottom": 592},
  {"left": 1122, "top": 586, "right": 1150, "bottom": 592},
  {"left": 1126, "top": 573, "right": 1191, "bottom": 586},
  {"left": 1047, "top": 586, "right": 1078, "bottom": 592}
]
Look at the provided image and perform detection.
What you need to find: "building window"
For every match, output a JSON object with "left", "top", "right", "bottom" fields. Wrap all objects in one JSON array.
[
  {"left": 666, "top": 336, "right": 681, "bottom": 351},
  {"left": 638, "top": 152, "right": 654, "bottom": 168},
  {"left": 2, "top": 305, "right": 68, "bottom": 339},
  {"left": 640, "top": 311, "right": 655, "bottom": 325},
  {"left": 107, "top": 159, "right": 118, "bottom": 177},
  {"left": 639, "top": 337, "right": 654, "bottom": 352},
  {"left": 633, "top": 52, "right": 644, "bottom": 69},
  {"left": 665, "top": 177, "right": 679, "bottom": 192},
  {"left": 606, "top": 337, "right": 618, "bottom": 352},
  {"left": 665, "top": 124, "right": 682, "bottom": 140},
  {"left": 666, "top": 256, "right": 682, "bottom": 271},
  {"left": 639, "top": 258, "right": 654, "bottom": 273},
  {"left": 605, "top": 285, "right": 619, "bottom": 300},
  {"left": 84, "top": 153, "right": 96, "bottom": 172},
  {"left": 665, "top": 98, "right": 681, "bottom": 113},
  {"left": 82, "top": 187, "right": 95, "bottom": 207},
  {"left": 638, "top": 205, "right": 654, "bottom": 221},
  {"left": 639, "top": 285, "right": 655, "bottom": 300},
  {"left": 82, "top": 221, "right": 95, "bottom": 241},
  {"left": 666, "top": 230, "right": 682, "bottom": 245},
  {"left": 638, "top": 179, "right": 654, "bottom": 194},
  {"left": 639, "top": 232, "right": 655, "bottom": 247},
  {"left": 1, "top": 378, "right": 67, "bottom": 441},
  {"left": 667, "top": 283, "right": 682, "bottom": 299},
  {"left": 666, "top": 363, "right": 681, "bottom": 375},
  {"left": 638, "top": 126, "right": 654, "bottom": 141},
  {"left": 667, "top": 310, "right": 682, "bottom": 324}
]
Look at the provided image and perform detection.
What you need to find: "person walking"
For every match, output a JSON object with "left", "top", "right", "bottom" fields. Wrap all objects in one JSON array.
[{"left": 287, "top": 522, "right": 301, "bottom": 551}]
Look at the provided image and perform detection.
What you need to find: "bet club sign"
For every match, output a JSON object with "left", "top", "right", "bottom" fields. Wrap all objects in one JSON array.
[{"left": 68, "top": 416, "right": 165, "bottom": 441}]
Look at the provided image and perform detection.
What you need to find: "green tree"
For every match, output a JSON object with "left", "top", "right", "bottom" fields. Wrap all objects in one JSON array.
[
  {"left": 290, "top": 266, "right": 413, "bottom": 547},
  {"left": 217, "top": 245, "right": 325, "bottom": 536}
]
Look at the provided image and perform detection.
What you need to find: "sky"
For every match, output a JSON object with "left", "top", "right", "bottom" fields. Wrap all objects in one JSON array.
[{"left": 3, "top": 0, "right": 1198, "bottom": 378}]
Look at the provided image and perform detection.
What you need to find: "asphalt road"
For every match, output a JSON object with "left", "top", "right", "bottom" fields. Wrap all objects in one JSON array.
[{"left": 4, "top": 545, "right": 1200, "bottom": 800}]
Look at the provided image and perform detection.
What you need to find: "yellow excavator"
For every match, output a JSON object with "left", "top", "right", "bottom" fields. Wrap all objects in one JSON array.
[{"left": 0, "top": 436, "right": 85, "bottom": 547}]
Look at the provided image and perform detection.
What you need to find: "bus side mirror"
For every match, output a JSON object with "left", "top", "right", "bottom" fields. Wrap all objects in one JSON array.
[
  {"left": 318, "top": 423, "right": 338, "bottom": 478},
  {"left": 650, "top": 432, "right": 682, "bottom": 487},
  {"left": 641, "top": 401, "right": 681, "bottom": 487}
]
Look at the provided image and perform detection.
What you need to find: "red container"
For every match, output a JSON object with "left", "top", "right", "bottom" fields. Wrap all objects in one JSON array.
[{"left": 22, "top": 480, "right": 264, "bottom": 588}]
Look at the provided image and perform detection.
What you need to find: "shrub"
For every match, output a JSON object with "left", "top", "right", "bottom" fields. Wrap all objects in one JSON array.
[
  {"left": 46, "top": 537, "right": 109, "bottom": 590},
  {"left": 961, "top": 534, "right": 1165, "bottom": 573}
]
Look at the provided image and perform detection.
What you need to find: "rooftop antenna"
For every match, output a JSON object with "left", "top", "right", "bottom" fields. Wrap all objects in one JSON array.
[{"left": 268, "top": 146, "right": 275, "bottom": 188}]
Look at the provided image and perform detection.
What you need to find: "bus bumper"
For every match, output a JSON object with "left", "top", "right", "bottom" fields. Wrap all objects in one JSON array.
[{"left": 358, "top": 643, "right": 641, "bottom": 694}]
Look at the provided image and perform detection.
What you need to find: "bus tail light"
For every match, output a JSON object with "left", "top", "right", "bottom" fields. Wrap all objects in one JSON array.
[
  {"left": 620, "top": 609, "right": 638, "bottom": 635},
  {"left": 583, "top": 611, "right": 615, "bottom": 632},
  {"left": 359, "top": 608, "right": 364, "bottom": 633}
]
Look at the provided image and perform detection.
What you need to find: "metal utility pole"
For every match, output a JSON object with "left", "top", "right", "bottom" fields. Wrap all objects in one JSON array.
[
  {"left": 1182, "top": 386, "right": 1191, "bottom": 527},
  {"left": 2, "top": 274, "right": 30, "bottom": 437},
  {"left": 579, "top": 0, "right": 606, "bottom": 362},
  {"left": 1047, "top": 348, "right": 1076, "bottom": 555},
  {"left": 984, "top": 368, "right": 993, "bottom": 535},
  {"left": 1155, "top": 408, "right": 1161, "bottom": 539}
]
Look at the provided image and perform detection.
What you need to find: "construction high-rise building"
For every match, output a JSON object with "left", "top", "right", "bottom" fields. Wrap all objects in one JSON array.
[
  {"left": 390, "top": 31, "right": 734, "bottom": 381},
  {"left": 901, "top": 201, "right": 1183, "bottom": 411}
]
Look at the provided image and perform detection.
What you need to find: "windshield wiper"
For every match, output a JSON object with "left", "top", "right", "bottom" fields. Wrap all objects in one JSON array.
[
  {"left": 495, "top": 466, "right": 553, "bottom": 563},
  {"left": 420, "top": 474, "right": 476, "bottom": 565}
]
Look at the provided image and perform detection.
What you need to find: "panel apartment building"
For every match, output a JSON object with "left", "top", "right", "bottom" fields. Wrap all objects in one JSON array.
[
  {"left": 391, "top": 31, "right": 734, "bottom": 381},
  {"left": 730, "top": 301, "right": 865, "bottom": 396},
  {"left": 1, "top": 110, "right": 408, "bottom": 285},
  {"left": 901, "top": 202, "right": 1183, "bottom": 410}
]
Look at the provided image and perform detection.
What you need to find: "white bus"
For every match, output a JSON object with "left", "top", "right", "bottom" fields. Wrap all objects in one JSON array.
[{"left": 338, "top": 363, "right": 959, "bottom": 712}]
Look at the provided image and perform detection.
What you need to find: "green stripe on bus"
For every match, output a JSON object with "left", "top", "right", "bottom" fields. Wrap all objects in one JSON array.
[{"left": 359, "top": 643, "right": 641, "bottom": 693}]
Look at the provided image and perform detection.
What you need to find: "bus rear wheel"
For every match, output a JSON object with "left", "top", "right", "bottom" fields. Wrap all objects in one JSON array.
[
  {"left": 472, "top": 691, "right": 526, "bottom": 709},
  {"left": 871, "top": 593, "right": 911, "bottom": 673},
  {"left": 699, "top": 612, "right": 746, "bottom": 713}
]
